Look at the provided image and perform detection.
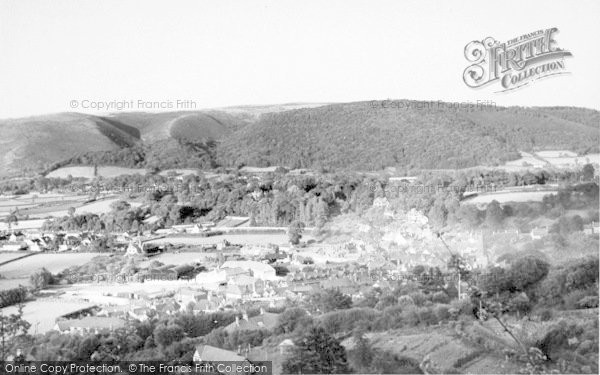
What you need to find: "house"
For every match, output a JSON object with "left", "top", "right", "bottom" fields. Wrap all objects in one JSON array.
[
  {"left": 178, "top": 289, "right": 209, "bottom": 308},
  {"left": 224, "top": 308, "right": 280, "bottom": 334},
  {"left": 221, "top": 261, "right": 277, "bottom": 280},
  {"left": 195, "top": 269, "right": 228, "bottom": 285},
  {"left": 229, "top": 275, "right": 265, "bottom": 295},
  {"left": 126, "top": 239, "right": 160, "bottom": 256},
  {"left": 278, "top": 339, "right": 295, "bottom": 355},
  {"left": 153, "top": 300, "right": 180, "bottom": 315},
  {"left": 373, "top": 197, "right": 390, "bottom": 208},
  {"left": 584, "top": 222, "right": 599, "bottom": 235},
  {"left": 54, "top": 317, "right": 126, "bottom": 334},
  {"left": 24, "top": 238, "right": 46, "bottom": 252},
  {"left": 1, "top": 241, "right": 27, "bottom": 251},
  {"left": 222, "top": 284, "right": 245, "bottom": 301},
  {"left": 128, "top": 307, "right": 153, "bottom": 322},
  {"left": 189, "top": 224, "right": 204, "bottom": 234},
  {"left": 193, "top": 345, "right": 253, "bottom": 375},
  {"left": 530, "top": 227, "right": 549, "bottom": 240}
]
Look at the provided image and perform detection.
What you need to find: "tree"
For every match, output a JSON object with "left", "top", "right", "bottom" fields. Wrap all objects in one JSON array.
[
  {"left": 275, "top": 308, "right": 310, "bottom": 334},
  {"left": 0, "top": 304, "right": 31, "bottom": 360},
  {"left": 288, "top": 220, "right": 305, "bottom": 245},
  {"left": 5, "top": 210, "right": 18, "bottom": 232},
  {"left": 582, "top": 163, "right": 595, "bottom": 181},
  {"left": 348, "top": 329, "right": 374, "bottom": 372},
  {"left": 310, "top": 289, "right": 352, "bottom": 313},
  {"left": 29, "top": 268, "right": 53, "bottom": 291},
  {"left": 282, "top": 326, "right": 349, "bottom": 374},
  {"left": 485, "top": 200, "right": 505, "bottom": 228},
  {"left": 153, "top": 324, "right": 185, "bottom": 349}
]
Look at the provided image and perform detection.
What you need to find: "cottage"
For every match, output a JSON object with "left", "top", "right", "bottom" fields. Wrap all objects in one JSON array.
[
  {"left": 193, "top": 345, "right": 252, "bottom": 375},
  {"left": 54, "top": 317, "right": 126, "bottom": 334},
  {"left": 224, "top": 308, "right": 280, "bottom": 334},
  {"left": 221, "top": 260, "right": 277, "bottom": 280},
  {"left": 278, "top": 339, "right": 295, "bottom": 355},
  {"left": 1, "top": 241, "right": 27, "bottom": 251},
  {"left": 530, "top": 227, "right": 549, "bottom": 240}
]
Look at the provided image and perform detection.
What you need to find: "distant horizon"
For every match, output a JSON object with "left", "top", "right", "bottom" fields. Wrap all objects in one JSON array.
[
  {"left": 2, "top": 0, "right": 600, "bottom": 118},
  {"left": 2, "top": 97, "right": 600, "bottom": 121}
]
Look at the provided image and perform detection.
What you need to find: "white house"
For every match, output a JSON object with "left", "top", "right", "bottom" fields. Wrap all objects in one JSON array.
[{"left": 221, "top": 260, "right": 277, "bottom": 280}]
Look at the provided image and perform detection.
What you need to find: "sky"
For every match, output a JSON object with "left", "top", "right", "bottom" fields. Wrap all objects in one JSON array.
[{"left": 1, "top": 0, "right": 599, "bottom": 119}]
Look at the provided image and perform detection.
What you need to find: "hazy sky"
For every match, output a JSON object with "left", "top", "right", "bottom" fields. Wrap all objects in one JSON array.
[{"left": 1, "top": 0, "right": 599, "bottom": 118}]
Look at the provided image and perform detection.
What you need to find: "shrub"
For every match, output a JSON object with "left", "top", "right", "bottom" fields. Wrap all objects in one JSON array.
[
  {"left": 374, "top": 306, "right": 403, "bottom": 331},
  {"left": 398, "top": 295, "right": 415, "bottom": 306},
  {"left": 409, "top": 292, "right": 427, "bottom": 307},
  {"left": 0, "top": 286, "right": 28, "bottom": 308},
  {"left": 400, "top": 306, "right": 420, "bottom": 326},
  {"left": 434, "top": 304, "right": 451, "bottom": 321},
  {"left": 450, "top": 298, "right": 473, "bottom": 316},
  {"left": 538, "top": 308, "right": 554, "bottom": 321},
  {"left": 416, "top": 307, "right": 438, "bottom": 326},
  {"left": 432, "top": 291, "right": 450, "bottom": 304}
]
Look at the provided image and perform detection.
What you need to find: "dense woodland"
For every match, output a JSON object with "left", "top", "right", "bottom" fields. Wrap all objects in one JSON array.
[
  {"left": 4, "top": 102, "right": 597, "bottom": 175},
  {"left": 30, "top": 165, "right": 598, "bottom": 240},
  {"left": 217, "top": 102, "right": 600, "bottom": 170}
]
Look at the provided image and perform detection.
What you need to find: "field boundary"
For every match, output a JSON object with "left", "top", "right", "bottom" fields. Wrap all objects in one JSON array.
[{"left": 0, "top": 252, "right": 38, "bottom": 267}]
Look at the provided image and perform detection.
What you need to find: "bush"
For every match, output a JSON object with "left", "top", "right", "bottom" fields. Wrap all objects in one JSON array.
[
  {"left": 400, "top": 306, "right": 420, "bottom": 326},
  {"left": 434, "top": 304, "right": 451, "bottom": 321},
  {"left": 432, "top": 291, "right": 450, "bottom": 304},
  {"left": 409, "top": 292, "right": 427, "bottom": 307},
  {"left": 398, "top": 295, "right": 415, "bottom": 306},
  {"left": 538, "top": 309, "right": 554, "bottom": 321},
  {"left": 0, "top": 286, "right": 28, "bottom": 308},
  {"left": 319, "top": 308, "right": 380, "bottom": 334},
  {"left": 416, "top": 307, "right": 438, "bottom": 325},
  {"left": 375, "top": 306, "right": 404, "bottom": 330},
  {"left": 30, "top": 268, "right": 53, "bottom": 290},
  {"left": 450, "top": 298, "right": 473, "bottom": 317},
  {"left": 562, "top": 290, "right": 588, "bottom": 310}
]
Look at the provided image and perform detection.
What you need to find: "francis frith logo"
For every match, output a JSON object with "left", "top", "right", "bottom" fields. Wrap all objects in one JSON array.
[{"left": 463, "top": 27, "right": 572, "bottom": 92}]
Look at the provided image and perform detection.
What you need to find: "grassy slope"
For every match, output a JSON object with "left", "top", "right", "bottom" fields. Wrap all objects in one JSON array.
[{"left": 0, "top": 113, "right": 139, "bottom": 176}]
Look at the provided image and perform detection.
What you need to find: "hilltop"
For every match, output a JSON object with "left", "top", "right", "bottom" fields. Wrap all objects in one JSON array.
[
  {"left": 0, "top": 111, "right": 245, "bottom": 176},
  {"left": 1, "top": 101, "right": 598, "bottom": 177},
  {"left": 217, "top": 101, "right": 600, "bottom": 170},
  {"left": 0, "top": 113, "right": 139, "bottom": 176}
]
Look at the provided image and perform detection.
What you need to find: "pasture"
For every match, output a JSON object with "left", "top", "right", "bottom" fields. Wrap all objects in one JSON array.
[
  {"left": 0, "top": 253, "right": 99, "bottom": 280},
  {"left": 147, "top": 233, "right": 299, "bottom": 247},
  {"left": 46, "top": 166, "right": 149, "bottom": 179},
  {"left": 464, "top": 190, "right": 557, "bottom": 204},
  {"left": 1, "top": 298, "right": 96, "bottom": 334}
]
